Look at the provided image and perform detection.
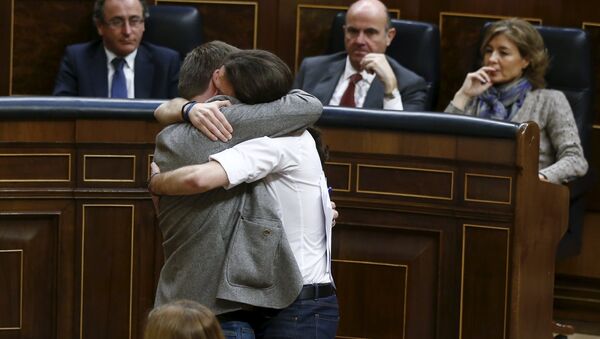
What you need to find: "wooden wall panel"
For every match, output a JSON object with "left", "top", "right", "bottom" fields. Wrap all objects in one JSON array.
[
  {"left": 76, "top": 146, "right": 155, "bottom": 189},
  {"left": 357, "top": 164, "right": 454, "bottom": 200},
  {"left": 294, "top": 5, "right": 347, "bottom": 71},
  {"left": 159, "top": 0, "right": 258, "bottom": 49},
  {"left": 0, "top": 0, "right": 11, "bottom": 96},
  {"left": 332, "top": 222, "right": 439, "bottom": 339},
  {"left": 0, "top": 213, "right": 60, "bottom": 339},
  {"left": 2, "top": 0, "right": 600, "bottom": 335},
  {"left": 583, "top": 23, "right": 600, "bottom": 125},
  {"left": 0, "top": 153, "right": 71, "bottom": 183},
  {"left": 460, "top": 224, "right": 510, "bottom": 339},
  {"left": 12, "top": 1, "right": 95, "bottom": 95},
  {"left": 0, "top": 250, "right": 21, "bottom": 330},
  {"left": 79, "top": 204, "right": 135, "bottom": 339}
]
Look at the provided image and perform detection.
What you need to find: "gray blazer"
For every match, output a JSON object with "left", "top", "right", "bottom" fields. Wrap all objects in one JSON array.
[
  {"left": 153, "top": 90, "right": 322, "bottom": 314},
  {"left": 293, "top": 51, "right": 428, "bottom": 111}
]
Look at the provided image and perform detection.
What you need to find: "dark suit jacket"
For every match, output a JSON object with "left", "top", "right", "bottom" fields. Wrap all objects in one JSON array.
[
  {"left": 53, "top": 40, "right": 180, "bottom": 99},
  {"left": 293, "top": 51, "right": 427, "bottom": 111}
]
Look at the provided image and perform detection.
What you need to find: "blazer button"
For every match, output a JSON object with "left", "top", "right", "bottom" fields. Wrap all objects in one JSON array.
[{"left": 263, "top": 229, "right": 272, "bottom": 237}]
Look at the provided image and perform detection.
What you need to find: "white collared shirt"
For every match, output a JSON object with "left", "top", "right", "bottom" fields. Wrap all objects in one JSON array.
[
  {"left": 329, "top": 56, "right": 403, "bottom": 110},
  {"left": 210, "top": 131, "right": 333, "bottom": 285},
  {"left": 105, "top": 48, "right": 137, "bottom": 98}
]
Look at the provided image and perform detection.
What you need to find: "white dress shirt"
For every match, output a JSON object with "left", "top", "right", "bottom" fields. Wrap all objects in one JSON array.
[
  {"left": 329, "top": 56, "right": 403, "bottom": 110},
  {"left": 105, "top": 48, "right": 137, "bottom": 98},
  {"left": 210, "top": 131, "right": 334, "bottom": 285}
]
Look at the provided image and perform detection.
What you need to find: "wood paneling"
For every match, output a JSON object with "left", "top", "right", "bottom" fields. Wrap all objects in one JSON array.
[
  {"left": 460, "top": 225, "right": 510, "bottom": 339},
  {"left": 79, "top": 204, "right": 134, "bottom": 339},
  {"left": 0, "top": 213, "right": 60, "bottom": 339},
  {"left": 323, "top": 161, "right": 351, "bottom": 192},
  {"left": 0, "top": 117, "right": 160, "bottom": 339},
  {"left": 12, "top": 1, "right": 95, "bottom": 95},
  {"left": 295, "top": 5, "right": 346, "bottom": 71},
  {"left": 357, "top": 164, "right": 454, "bottom": 200},
  {"left": 160, "top": 0, "right": 257, "bottom": 49},
  {"left": 464, "top": 174, "right": 512, "bottom": 204},
  {"left": 0, "top": 0, "right": 11, "bottom": 96},
  {"left": 0, "top": 154, "right": 71, "bottom": 183},
  {"left": 319, "top": 117, "right": 567, "bottom": 338},
  {"left": 583, "top": 23, "right": 600, "bottom": 125},
  {"left": 333, "top": 222, "right": 439, "bottom": 339},
  {"left": 0, "top": 250, "right": 21, "bottom": 330},
  {"left": 3, "top": 0, "right": 600, "bottom": 335},
  {"left": 83, "top": 155, "right": 136, "bottom": 182}
]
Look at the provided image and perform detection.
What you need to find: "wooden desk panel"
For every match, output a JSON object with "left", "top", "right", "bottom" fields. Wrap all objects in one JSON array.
[
  {"left": 0, "top": 109, "right": 568, "bottom": 339},
  {"left": 320, "top": 125, "right": 569, "bottom": 339}
]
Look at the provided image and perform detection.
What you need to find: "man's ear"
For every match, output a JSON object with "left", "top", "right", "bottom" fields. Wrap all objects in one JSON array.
[
  {"left": 206, "top": 77, "right": 219, "bottom": 96},
  {"left": 211, "top": 69, "right": 223, "bottom": 94},
  {"left": 386, "top": 27, "right": 396, "bottom": 47},
  {"left": 94, "top": 19, "right": 104, "bottom": 37}
]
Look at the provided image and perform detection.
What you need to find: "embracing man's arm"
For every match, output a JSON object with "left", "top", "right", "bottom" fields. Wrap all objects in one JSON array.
[
  {"left": 154, "top": 90, "right": 321, "bottom": 142},
  {"left": 153, "top": 89, "right": 322, "bottom": 174}
]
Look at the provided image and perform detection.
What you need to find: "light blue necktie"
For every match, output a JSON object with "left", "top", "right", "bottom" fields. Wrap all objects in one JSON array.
[{"left": 111, "top": 58, "right": 127, "bottom": 98}]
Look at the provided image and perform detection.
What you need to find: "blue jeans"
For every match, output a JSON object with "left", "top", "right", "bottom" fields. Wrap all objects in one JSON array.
[{"left": 220, "top": 294, "right": 339, "bottom": 339}]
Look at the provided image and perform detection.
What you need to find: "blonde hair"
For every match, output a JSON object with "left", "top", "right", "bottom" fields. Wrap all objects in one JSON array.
[
  {"left": 144, "top": 300, "right": 225, "bottom": 339},
  {"left": 481, "top": 18, "right": 549, "bottom": 89}
]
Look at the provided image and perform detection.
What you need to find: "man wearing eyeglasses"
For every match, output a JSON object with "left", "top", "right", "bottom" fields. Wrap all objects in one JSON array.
[
  {"left": 293, "top": 0, "right": 427, "bottom": 111},
  {"left": 53, "top": 0, "right": 180, "bottom": 99}
]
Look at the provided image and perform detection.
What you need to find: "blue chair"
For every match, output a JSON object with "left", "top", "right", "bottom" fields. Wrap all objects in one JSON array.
[
  {"left": 537, "top": 26, "right": 595, "bottom": 260},
  {"left": 143, "top": 5, "right": 203, "bottom": 60}
]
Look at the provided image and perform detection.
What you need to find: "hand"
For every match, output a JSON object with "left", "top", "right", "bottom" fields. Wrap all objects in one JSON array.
[
  {"left": 149, "top": 162, "right": 161, "bottom": 214},
  {"left": 331, "top": 200, "right": 339, "bottom": 226},
  {"left": 188, "top": 100, "right": 233, "bottom": 142},
  {"left": 360, "top": 53, "right": 397, "bottom": 94},
  {"left": 539, "top": 173, "right": 549, "bottom": 182},
  {"left": 452, "top": 66, "right": 495, "bottom": 109}
]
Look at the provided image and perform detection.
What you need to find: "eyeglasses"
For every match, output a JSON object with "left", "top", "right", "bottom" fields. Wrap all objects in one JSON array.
[{"left": 104, "top": 16, "right": 144, "bottom": 29}]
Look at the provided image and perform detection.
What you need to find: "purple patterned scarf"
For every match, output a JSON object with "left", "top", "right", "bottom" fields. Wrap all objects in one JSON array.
[{"left": 476, "top": 78, "right": 532, "bottom": 121}]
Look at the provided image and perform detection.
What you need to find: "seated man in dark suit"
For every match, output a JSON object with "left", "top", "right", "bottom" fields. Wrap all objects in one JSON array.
[
  {"left": 53, "top": 0, "right": 180, "bottom": 99},
  {"left": 293, "top": 0, "right": 427, "bottom": 111}
]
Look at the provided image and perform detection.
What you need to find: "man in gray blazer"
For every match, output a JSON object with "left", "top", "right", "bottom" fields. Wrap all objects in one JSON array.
[
  {"left": 152, "top": 42, "right": 321, "bottom": 318},
  {"left": 293, "top": 0, "right": 427, "bottom": 111}
]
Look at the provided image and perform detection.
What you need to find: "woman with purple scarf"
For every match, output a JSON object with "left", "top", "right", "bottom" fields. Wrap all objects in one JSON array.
[{"left": 445, "top": 18, "right": 588, "bottom": 184}]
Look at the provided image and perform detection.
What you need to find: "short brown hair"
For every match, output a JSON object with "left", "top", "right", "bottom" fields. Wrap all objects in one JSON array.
[
  {"left": 222, "top": 49, "right": 293, "bottom": 104},
  {"left": 178, "top": 41, "right": 240, "bottom": 100},
  {"left": 144, "top": 300, "right": 224, "bottom": 339},
  {"left": 481, "top": 18, "right": 549, "bottom": 89}
]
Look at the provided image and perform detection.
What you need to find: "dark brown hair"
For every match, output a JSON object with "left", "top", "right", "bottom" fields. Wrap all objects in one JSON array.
[{"left": 222, "top": 49, "right": 293, "bottom": 104}]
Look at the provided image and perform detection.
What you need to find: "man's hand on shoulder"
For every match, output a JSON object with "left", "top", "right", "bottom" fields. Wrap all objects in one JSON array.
[
  {"left": 188, "top": 100, "right": 233, "bottom": 142},
  {"left": 360, "top": 53, "right": 398, "bottom": 95},
  {"left": 154, "top": 97, "right": 233, "bottom": 142}
]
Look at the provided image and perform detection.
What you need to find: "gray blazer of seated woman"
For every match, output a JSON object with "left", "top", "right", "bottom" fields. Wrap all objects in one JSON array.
[{"left": 445, "top": 18, "right": 588, "bottom": 184}]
